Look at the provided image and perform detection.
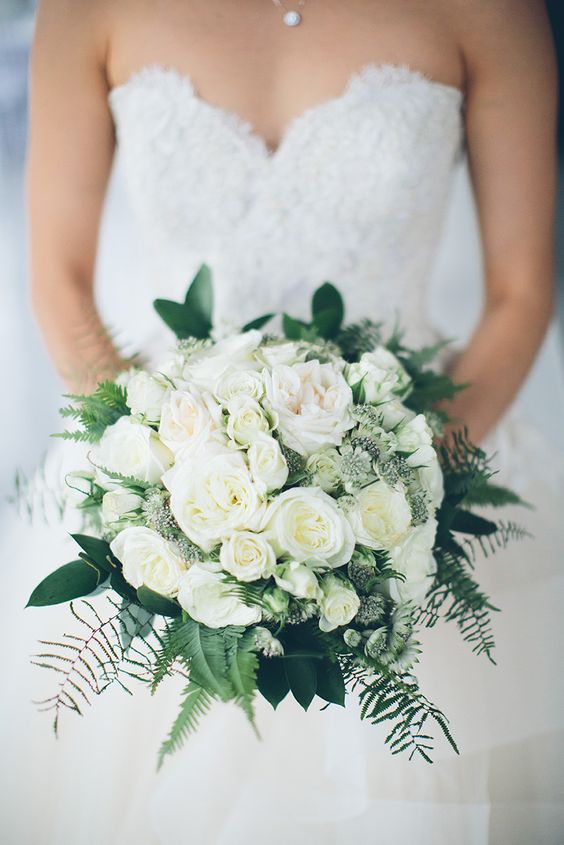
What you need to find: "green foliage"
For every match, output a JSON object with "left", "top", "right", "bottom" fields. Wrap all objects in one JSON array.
[
  {"left": 257, "top": 656, "right": 290, "bottom": 709},
  {"left": 461, "top": 480, "right": 529, "bottom": 509},
  {"left": 153, "top": 264, "right": 214, "bottom": 339},
  {"left": 353, "top": 666, "right": 459, "bottom": 762},
  {"left": 26, "top": 559, "right": 106, "bottom": 607},
  {"left": 242, "top": 314, "right": 275, "bottom": 332},
  {"left": 283, "top": 282, "right": 344, "bottom": 341},
  {"left": 31, "top": 598, "right": 158, "bottom": 735},
  {"left": 284, "top": 655, "right": 318, "bottom": 710},
  {"left": 55, "top": 381, "right": 129, "bottom": 443},
  {"left": 158, "top": 682, "right": 213, "bottom": 768},
  {"left": 315, "top": 658, "right": 346, "bottom": 706},
  {"left": 136, "top": 586, "right": 181, "bottom": 618},
  {"left": 227, "top": 630, "right": 259, "bottom": 722}
]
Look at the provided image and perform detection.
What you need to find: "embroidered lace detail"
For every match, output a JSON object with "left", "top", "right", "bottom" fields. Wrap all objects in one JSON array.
[{"left": 108, "top": 63, "right": 464, "bottom": 342}]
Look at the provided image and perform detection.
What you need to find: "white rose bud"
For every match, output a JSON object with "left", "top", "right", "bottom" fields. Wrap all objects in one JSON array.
[
  {"left": 126, "top": 371, "right": 169, "bottom": 423},
  {"left": 177, "top": 565, "right": 262, "bottom": 628},
  {"left": 346, "top": 480, "right": 412, "bottom": 551},
  {"left": 388, "top": 520, "right": 438, "bottom": 605},
  {"left": 248, "top": 434, "right": 289, "bottom": 495},
  {"left": 254, "top": 341, "right": 304, "bottom": 368},
  {"left": 159, "top": 389, "right": 224, "bottom": 457},
  {"left": 102, "top": 489, "right": 144, "bottom": 524},
  {"left": 306, "top": 448, "right": 341, "bottom": 493},
  {"left": 318, "top": 574, "right": 361, "bottom": 632},
  {"left": 92, "top": 416, "right": 173, "bottom": 485},
  {"left": 219, "top": 531, "right": 277, "bottom": 582},
  {"left": 110, "top": 527, "right": 187, "bottom": 597},
  {"left": 264, "top": 487, "right": 355, "bottom": 568},
  {"left": 378, "top": 399, "right": 415, "bottom": 431},
  {"left": 226, "top": 396, "right": 271, "bottom": 446},
  {"left": 263, "top": 360, "right": 354, "bottom": 456},
  {"left": 274, "top": 561, "right": 321, "bottom": 600}
]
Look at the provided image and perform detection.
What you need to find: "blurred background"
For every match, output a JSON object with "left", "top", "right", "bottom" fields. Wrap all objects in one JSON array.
[{"left": 1, "top": 0, "right": 564, "bottom": 505}]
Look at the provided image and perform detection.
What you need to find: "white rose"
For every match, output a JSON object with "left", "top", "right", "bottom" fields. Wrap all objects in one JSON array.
[
  {"left": 110, "top": 526, "right": 187, "bottom": 597},
  {"left": 248, "top": 434, "right": 288, "bottom": 494},
  {"left": 183, "top": 330, "right": 263, "bottom": 391},
  {"left": 264, "top": 487, "right": 355, "bottom": 568},
  {"left": 264, "top": 360, "right": 354, "bottom": 456},
  {"left": 159, "top": 389, "right": 224, "bottom": 456},
  {"left": 163, "top": 444, "right": 265, "bottom": 552},
  {"left": 318, "top": 574, "right": 361, "bottom": 632},
  {"left": 126, "top": 371, "right": 169, "bottom": 423},
  {"left": 92, "top": 416, "right": 173, "bottom": 485},
  {"left": 219, "top": 531, "right": 277, "bottom": 582},
  {"left": 214, "top": 368, "right": 265, "bottom": 404},
  {"left": 101, "top": 489, "right": 144, "bottom": 524},
  {"left": 274, "top": 561, "right": 321, "bottom": 600},
  {"left": 255, "top": 341, "right": 304, "bottom": 368},
  {"left": 177, "top": 564, "right": 262, "bottom": 628},
  {"left": 226, "top": 396, "right": 271, "bottom": 446},
  {"left": 306, "top": 448, "right": 341, "bottom": 493},
  {"left": 378, "top": 399, "right": 415, "bottom": 431},
  {"left": 346, "top": 480, "right": 412, "bottom": 550},
  {"left": 347, "top": 347, "right": 411, "bottom": 404},
  {"left": 396, "top": 414, "right": 436, "bottom": 467},
  {"left": 388, "top": 520, "right": 438, "bottom": 605},
  {"left": 417, "top": 453, "right": 444, "bottom": 508}
]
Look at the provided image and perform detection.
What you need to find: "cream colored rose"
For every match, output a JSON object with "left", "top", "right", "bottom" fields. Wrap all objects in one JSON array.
[
  {"left": 264, "top": 360, "right": 354, "bottom": 456},
  {"left": 226, "top": 396, "right": 271, "bottom": 446},
  {"left": 248, "top": 434, "right": 288, "bottom": 494},
  {"left": 417, "top": 453, "right": 444, "bottom": 508},
  {"left": 274, "top": 561, "right": 321, "bottom": 600},
  {"left": 254, "top": 341, "right": 304, "bottom": 368},
  {"left": 219, "top": 531, "right": 276, "bottom": 582},
  {"left": 397, "top": 414, "right": 436, "bottom": 467},
  {"left": 318, "top": 574, "right": 361, "bottom": 632},
  {"left": 264, "top": 487, "right": 355, "bottom": 568},
  {"left": 347, "top": 347, "right": 411, "bottom": 404},
  {"left": 346, "top": 480, "right": 412, "bottom": 550},
  {"left": 101, "top": 489, "right": 144, "bottom": 525},
  {"left": 126, "top": 371, "right": 169, "bottom": 423},
  {"left": 183, "top": 330, "right": 263, "bottom": 391},
  {"left": 388, "top": 520, "right": 438, "bottom": 605},
  {"left": 214, "top": 368, "right": 265, "bottom": 404},
  {"left": 110, "top": 526, "right": 186, "bottom": 597},
  {"left": 92, "top": 416, "right": 173, "bottom": 485},
  {"left": 306, "top": 448, "right": 341, "bottom": 493},
  {"left": 158, "top": 389, "right": 224, "bottom": 456},
  {"left": 163, "top": 445, "right": 264, "bottom": 552},
  {"left": 177, "top": 564, "right": 262, "bottom": 628}
]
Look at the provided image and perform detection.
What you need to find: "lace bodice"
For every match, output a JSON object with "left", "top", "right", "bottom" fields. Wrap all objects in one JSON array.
[{"left": 108, "top": 63, "right": 464, "bottom": 342}]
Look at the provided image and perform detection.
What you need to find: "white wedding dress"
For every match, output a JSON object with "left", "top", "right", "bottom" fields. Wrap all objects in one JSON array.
[{"left": 2, "top": 64, "right": 564, "bottom": 845}]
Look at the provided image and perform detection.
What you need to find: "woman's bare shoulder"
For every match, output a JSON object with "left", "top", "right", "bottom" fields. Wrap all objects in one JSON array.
[{"left": 34, "top": 0, "right": 113, "bottom": 69}]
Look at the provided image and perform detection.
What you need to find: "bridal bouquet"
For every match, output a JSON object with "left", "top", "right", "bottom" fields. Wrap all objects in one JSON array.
[{"left": 28, "top": 265, "right": 527, "bottom": 764}]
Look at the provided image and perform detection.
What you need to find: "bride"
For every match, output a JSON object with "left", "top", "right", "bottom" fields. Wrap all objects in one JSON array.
[{"left": 5, "top": 0, "right": 563, "bottom": 842}]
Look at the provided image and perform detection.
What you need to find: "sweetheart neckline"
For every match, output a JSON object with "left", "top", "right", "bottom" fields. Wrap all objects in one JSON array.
[{"left": 108, "top": 62, "right": 464, "bottom": 160}]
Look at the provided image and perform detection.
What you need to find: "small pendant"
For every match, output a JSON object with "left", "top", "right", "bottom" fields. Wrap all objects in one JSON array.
[{"left": 283, "top": 11, "right": 302, "bottom": 26}]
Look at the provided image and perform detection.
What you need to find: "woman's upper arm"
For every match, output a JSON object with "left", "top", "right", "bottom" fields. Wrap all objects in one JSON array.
[
  {"left": 454, "top": 0, "right": 558, "bottom": 310},
  {"left": 28, "top": 0, "right": 115, "bottom": 297}
]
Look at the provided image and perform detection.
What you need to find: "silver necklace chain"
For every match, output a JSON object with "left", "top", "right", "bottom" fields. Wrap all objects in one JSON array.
[{"left": 271, "top": 0, "right": 307, "bottom": 28}]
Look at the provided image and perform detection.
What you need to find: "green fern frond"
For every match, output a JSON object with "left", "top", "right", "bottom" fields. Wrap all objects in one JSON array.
[
  {"left": 158, "top": 681, "right": 214, "bottom": 768},
  {"left": 54, "top": 380, "right": 130, "bottom": 443},
  {"left": 227, "top": 630, "right": 259, "bottom": 725}
]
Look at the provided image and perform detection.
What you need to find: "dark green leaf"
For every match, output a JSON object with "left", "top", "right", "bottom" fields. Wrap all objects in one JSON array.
[
  {"left": 285, "top": 655, "right": 317, "bottom": 710},
  {"left": 153, "top": 264, "right": 214, "bottom": 339},
  {"left": 71, "top": 534, "right": 114, "bottom": 572},
  {"left": 311, "top": 283, "right": 344, "bottom": 325},
  {"left": 256, "top": 656, "right": 290, "bottom": 709},
  {"left": 109, "top": 570, "right": 139, "bottom": 603},
  {"left": 315, "top": 658, "right": 346, "bottom": 706},
  {"left": 282, "top": 313, "right": 309, "bottom": 340},
  {"left": 186, "top": 264, "right": 213, "bottom": 324},
  {"left": 451, "top": 510, "right": 498, "bottom": 537},
  {"left": 26, "top": 559, "right": 105, "bottom": 607},
  {"left": 462, "top": 482, "right": 530, "bottom": 509},
  {"left": 137, "top": 586, "right": 181, "bottom": 618},
  {"left": 242, "top": 314, "right": 275, "bottom": 332}
]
